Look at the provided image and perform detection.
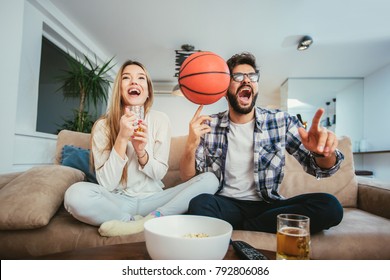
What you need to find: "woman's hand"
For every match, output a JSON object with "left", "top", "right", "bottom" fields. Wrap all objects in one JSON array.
[
  {"left": 130, "top": 120, "right": 148, "bottom": 157},
  {"left": 118, "top": 107, "right": 138, "bottom": 141},
  {"left": 114, "top": 107, "right": 140, "bottom": 160}
]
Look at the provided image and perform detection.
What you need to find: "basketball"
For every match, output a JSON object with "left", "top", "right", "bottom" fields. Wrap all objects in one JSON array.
[{"left": 178, "top": 51, "right": 230, "bottom": 105}]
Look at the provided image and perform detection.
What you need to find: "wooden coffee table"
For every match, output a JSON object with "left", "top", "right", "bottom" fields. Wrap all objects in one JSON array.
[{"left": 37, "top": 242, "right": 275, "bottom": 260}]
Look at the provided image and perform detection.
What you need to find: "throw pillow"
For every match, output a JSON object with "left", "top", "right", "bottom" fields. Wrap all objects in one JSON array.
[
  {"left": 61, "top": 145, "right": 97, "bottom": 183},
  {"left": 0, "top": 165, "right": 85, "bottom": 230}
]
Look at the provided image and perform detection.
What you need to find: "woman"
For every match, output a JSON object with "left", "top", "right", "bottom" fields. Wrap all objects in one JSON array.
[{"left": 64, "top": 60, "right": 219, "bottom": 236}]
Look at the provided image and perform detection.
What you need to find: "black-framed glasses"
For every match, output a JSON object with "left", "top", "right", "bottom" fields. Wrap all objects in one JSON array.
[{"left": 231, "top": 72, "right": 260, "bottom": 82}]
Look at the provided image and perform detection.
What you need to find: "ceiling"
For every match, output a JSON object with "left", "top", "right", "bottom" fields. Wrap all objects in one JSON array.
[{"left": 47, "top": 0, "right": 390, "bottom": 106}]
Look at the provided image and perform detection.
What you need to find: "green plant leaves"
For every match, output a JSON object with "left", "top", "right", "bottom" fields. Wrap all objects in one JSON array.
[{"left": 56, "top": 53, "right": 115, "bottom": 133}]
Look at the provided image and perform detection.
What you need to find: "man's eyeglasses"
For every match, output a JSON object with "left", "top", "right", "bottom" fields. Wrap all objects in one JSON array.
[{"left": 231, "top": 72, "right": 260, "bottom": 82}]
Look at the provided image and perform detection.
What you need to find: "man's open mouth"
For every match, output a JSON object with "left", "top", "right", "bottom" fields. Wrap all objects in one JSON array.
[{"left": 237, "top": 86, "right": 252, "bottom": 103}]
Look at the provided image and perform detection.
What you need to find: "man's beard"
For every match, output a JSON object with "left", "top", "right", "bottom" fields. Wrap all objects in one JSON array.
[{"left": 226, "top": 88, "right": 258, "bottom": 114}]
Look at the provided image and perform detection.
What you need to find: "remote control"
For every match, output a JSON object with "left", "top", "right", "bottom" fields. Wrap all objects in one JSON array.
[{"left": 231, "top": 240, "right": 268, "bottom": 260}]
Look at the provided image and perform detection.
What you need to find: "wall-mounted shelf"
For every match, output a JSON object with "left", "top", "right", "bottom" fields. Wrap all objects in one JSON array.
[{"left": 353, "top": 150, "right": 390, "bottom": 155}]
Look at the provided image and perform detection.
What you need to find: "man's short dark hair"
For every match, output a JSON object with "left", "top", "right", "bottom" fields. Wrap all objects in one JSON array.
[{"left": 226, "top": 52, "right": 258, "bottom": 74}]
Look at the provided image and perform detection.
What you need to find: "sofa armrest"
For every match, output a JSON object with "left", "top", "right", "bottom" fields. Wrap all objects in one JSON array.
[{"left": 357, "top": 182, "right": 390, "bottom": 219}]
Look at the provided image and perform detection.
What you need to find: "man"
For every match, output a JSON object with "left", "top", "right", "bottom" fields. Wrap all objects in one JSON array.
[{"left": 180, "top": 52, "right": 344, "bottom": 234}]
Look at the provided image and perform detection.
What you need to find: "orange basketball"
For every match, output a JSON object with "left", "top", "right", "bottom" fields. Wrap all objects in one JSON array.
[{"left": 178, "top": 51, "right": 230, "bottom": 105}]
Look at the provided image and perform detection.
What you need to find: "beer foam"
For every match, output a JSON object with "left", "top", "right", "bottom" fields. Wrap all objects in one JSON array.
[{"left": 279, "top": 226, "right": 308, "bottom": 237}]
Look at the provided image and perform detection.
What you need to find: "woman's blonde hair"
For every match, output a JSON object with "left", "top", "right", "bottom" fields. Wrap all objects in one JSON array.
[{"left": 91, "top": 60, "right": 154, "bottom": 184}]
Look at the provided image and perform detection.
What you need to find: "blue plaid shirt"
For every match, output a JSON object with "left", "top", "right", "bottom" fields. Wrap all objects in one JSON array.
[{"left": 195, "top": 107, "right": 344, "bottom": 202}]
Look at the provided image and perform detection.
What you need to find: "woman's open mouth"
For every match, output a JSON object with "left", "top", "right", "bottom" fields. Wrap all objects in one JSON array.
[{"left": 128, "top": 88, "right": 141, "bottom": 96}]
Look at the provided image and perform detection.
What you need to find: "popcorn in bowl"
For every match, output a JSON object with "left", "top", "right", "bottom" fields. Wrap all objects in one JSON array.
[{"left": 183, "top": 233, "right": 210, "bottom": 238}]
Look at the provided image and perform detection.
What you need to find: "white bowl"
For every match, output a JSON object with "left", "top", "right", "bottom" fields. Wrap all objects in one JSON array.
[{"left": 144, "top": 215, "right": 232, "bottom": 260}]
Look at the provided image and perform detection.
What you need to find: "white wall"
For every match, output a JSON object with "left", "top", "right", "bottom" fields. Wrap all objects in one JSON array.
[
  {"left": 363, "top": 64, "right": 390, "bottom": 150},
  {"left": 286, "top": 78, "right": 363, "bottom": 149},
  {"left": 15, "top": 0, "right": 42, "bottom": 135},
  {"left": 335, "top": 80, "right": 364, "bottom": 151},
  {"left": 12, "top": 1, "right": 61, "bottom": 169},
  {"left": 153, "top": 95, "right": 228, "bottom": 137},
  {"left": 0, "top": 0, "right": 24, "bottom": 173},
  {"left": 355, "top": 64, "right": 390, "bottom": 182}
]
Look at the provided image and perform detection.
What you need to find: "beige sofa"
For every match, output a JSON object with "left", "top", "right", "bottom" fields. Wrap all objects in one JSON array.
[{"left": 0, "top": 130, "right": 389, "bottom": 260}]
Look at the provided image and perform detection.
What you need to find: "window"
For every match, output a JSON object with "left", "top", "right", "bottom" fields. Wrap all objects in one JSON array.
[{"left": 36, "top": 37, "right": 105, "bottom": 134}]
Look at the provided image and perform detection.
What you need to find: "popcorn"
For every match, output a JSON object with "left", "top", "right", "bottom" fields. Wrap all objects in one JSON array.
[{"left": 183, "top": 233, "right": 210, "bottom": 238}]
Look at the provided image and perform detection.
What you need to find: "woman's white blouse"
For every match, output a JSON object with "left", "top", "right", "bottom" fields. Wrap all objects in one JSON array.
[{"left": 92, "top": 110, "right": 172, "bottom": 197}]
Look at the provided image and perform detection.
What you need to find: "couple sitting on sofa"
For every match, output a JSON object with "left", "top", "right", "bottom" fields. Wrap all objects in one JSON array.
[{"left": 64, "top": 52, "right": 344, "bottom": 238}]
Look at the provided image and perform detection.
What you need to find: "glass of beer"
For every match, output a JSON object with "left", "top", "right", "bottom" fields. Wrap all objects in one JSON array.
[
  {"left": 276, "top": 214, "right": 310, "bottom": 260},
  {"left": 127, "top": 105, "right": 144, "bottom": 133}
]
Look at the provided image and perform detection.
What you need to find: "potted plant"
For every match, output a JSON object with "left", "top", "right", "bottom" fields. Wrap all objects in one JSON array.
[{"left": 57, "top": 54, "right": 115, "bottom": 133}]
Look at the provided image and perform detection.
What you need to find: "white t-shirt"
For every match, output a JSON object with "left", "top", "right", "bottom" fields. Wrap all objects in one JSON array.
[
  {"left": 219, "top": 119, "right": 260, "bottom": 201},
  {"left": 92, "top": 110, "right": 172, "bottom": 197}
]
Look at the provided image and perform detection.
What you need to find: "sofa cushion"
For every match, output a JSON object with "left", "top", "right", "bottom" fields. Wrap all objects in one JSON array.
[
  {"left": 279, "top": 136, "right": 358, "bottom": 207},
  {"left": 162, "top": 135, "right": 188, "bottom": 188},
  {"left": 61, "top": 145, "right": 97, "bottom": 183},
  {"left": 0, "top": 165, "right": 85, "bottom": 230},
  {"left": 0, "top": 206, "right": 146, "bottom": 259},
  {"left": 55, "top": 130, "right": 91, "bottom": 164}
]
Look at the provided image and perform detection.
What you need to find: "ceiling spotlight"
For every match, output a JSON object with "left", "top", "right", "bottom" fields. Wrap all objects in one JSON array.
[{"left": 297, "top": 36, "right": 313, "bottom": 51}]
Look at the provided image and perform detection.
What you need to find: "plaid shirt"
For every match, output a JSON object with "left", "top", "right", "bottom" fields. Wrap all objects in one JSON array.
[{"left": 195, "top": 107, "right": 344, "bottom": 202}]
